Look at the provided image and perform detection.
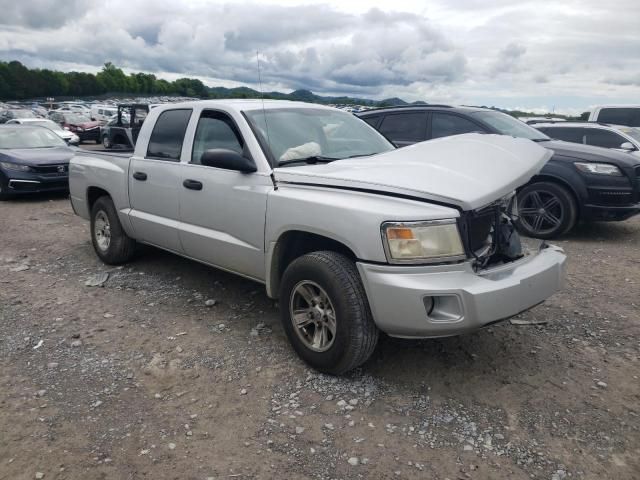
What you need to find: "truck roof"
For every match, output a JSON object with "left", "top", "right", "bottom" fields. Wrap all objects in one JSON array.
[{"left": 152, "top": 99, "right": 336, "bottom": 113}]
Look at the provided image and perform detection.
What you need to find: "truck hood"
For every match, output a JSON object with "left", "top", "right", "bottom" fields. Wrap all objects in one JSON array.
[{"left": 273, "top": 133, "right": 552, "bottom": 211}]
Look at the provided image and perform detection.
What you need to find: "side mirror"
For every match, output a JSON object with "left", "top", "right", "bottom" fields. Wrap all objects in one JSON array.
[
  {"left": 620, "top": 141, "right": 636, "bottom": 151},
  {"left": 200, "top": 149, "right": 257, "bottom": 173}
]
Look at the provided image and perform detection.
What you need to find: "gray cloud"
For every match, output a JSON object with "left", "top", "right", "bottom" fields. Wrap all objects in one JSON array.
[
  {"left": 0, "top": 0, "right": 639, "bottom": 111},
  {"left": 0, "top": 0, "right": 86, "bottom": 29},
  {"left": 0, "top": 1, "right": 467, "bottom": 95},
  {"left": 490, "top": 42, "right": 526, "bottom": 76}
]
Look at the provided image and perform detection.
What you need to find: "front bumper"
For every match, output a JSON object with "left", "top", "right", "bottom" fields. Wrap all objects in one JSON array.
[
  {"left": 357, "top": 245, "right": 566, "bottom": 338},
  {"left": 581, "top": 203, "right": 640, "bottom": 222},
  {"left": 2, "top": 169, "right": 69, "bottom": 194}
]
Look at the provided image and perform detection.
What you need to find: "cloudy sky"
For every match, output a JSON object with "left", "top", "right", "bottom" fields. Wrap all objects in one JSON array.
[{"left": 0, "top": 0, "right": 638, "bottom": 114}]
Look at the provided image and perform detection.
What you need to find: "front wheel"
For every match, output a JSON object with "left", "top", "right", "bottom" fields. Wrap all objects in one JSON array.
[
  {"left": 90, "top": 196, "right": 136, "bottom": 264},
  {"left": 279, "top": 251, "right": 379, "bottom": 375},
  {"left": 0, "top": 173, "right": 12, "bottom": 200},
  {"left": 514, "top": 182, "right": 577, "bottom": 239}
]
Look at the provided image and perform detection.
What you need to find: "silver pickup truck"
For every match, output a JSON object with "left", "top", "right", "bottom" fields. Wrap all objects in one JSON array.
[{"left": 69, "top": 100, "right": 566, "bottom": 374}]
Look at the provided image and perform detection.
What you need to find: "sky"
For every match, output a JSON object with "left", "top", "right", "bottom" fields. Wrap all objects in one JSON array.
[{"left": 0, "top": 0, "right": 638, "bottom": 114}]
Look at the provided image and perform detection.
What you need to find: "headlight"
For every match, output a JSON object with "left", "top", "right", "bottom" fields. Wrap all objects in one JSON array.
[
  {"left": 574, "top": 162, "right": 622, "bottom": 176},
  {"left": 381, "top": 220, "right": 465, "bottom": 264},
  {"left": 0, "top": 161, "right": 32, "bottom": 172}
]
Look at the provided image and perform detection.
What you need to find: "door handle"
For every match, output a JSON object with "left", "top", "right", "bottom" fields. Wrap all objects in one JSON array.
[
  {"left": 183, "top": 179, "right": 203, "bottom": 191},
  {"left": 132, "top": 171, "right": 147, "bottom": 181}
]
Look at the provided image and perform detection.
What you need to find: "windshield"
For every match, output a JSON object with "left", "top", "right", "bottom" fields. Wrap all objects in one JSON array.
[
  {"left": 29, "top": 120, "right": 63, "bottom": 131},
  {"left": 65, "top": 114, "right": 91, "bottom": 124},
  {"left": 617, "top": 127, "right": 640, "bottom": 143},
  {"left": 0, "top": 127, "right": 67, "bottom": 149},
  {"left": 244, "top": 108, "right": 394, "bottom": 166},
  {"left": 13, "top": 110, "right": 36, "bottom": 119},
  {"left": 471, "top": 111, "right": 550, "bottom": 140}
]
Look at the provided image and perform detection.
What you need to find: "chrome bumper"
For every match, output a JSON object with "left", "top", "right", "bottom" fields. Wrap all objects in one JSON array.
[{"left": 357, "top": 245, "right": 566, "bottom": 338}]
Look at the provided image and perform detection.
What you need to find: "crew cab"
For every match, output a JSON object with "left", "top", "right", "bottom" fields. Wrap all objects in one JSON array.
[{"left": 69, "top": 100, "right": 566, "bottom": 374}]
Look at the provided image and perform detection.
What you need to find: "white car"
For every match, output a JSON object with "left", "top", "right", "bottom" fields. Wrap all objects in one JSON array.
[
  {"left": 90, "top": 105, "right": 118, "bottom": 124},
  {"left": 534, "top": 122, "right": 640, "bottom": 157},
  {"left": 588, "top": 105, "right": 640, "bottom": 127},
  {"left": 6, "top": 118, "right": 80, "bottom": 145}
]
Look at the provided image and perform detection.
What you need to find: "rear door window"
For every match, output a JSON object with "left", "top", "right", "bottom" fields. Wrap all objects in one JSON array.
[
  {"left": 541, "top": 127, "right": 586, "bottom": 143},
  {"left": 430, "top": 113, "right": 482, "bottom": 139},
  {"left": 378, "top": 113, "right": 427, "bottom": 143},
  {"left": 146, "top": 109, "right": 192, "bottom": 161},
  {"left": 191, "top": 110, "right": 244, "bottom": 165},
  {"left": 584, "top": 128, "right": 629, "bottom": 149},
  {"left": 597, "top": 108, "right": 640, "bottom": 127}
]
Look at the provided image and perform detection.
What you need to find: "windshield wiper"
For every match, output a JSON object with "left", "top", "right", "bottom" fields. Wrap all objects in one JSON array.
[
  {"left": 277, "top": 156, "right": 339, "bottom": 167},
  {"left": 531, "top": 138, "right": 551, "bottom": 142}
]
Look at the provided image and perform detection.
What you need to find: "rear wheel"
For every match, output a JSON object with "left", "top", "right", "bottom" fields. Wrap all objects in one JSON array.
[
  {"left": 514, "top": 182, "right": 577, "bottom": 239},
  {"left": 102, "top": 135, "right": 112, "bottom": 149},
  {"left": 90, "top": 196, "right": 136, "bottom": 264},
  {"left": 279, "top": 251, "right": 379, "bottom": 375}
]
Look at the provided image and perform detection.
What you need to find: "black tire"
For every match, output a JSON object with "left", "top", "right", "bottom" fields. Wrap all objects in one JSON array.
[
  {"left": 102, "top": 136, "right": 112, "bottom": 149},
  {"left": 514, "top": 182, "right": 577, "bottom": 239},
  {"left": 279, "top": 251, "right": 379, "bottom": 375},
  {"left": 90, "top": 196, "right": 136, "bottom": 264},
  {"left": 0, "top": 173, "right": 12, "bottom": 200}
]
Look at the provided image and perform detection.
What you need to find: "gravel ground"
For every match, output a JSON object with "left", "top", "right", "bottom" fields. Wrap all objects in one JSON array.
[{"left": 0, "top": 195, "right": 638, "bottom": 480}]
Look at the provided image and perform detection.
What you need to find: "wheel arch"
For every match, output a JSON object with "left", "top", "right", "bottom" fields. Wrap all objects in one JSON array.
[
  {"left": 266, "top": 230, "right": 358, "bottom": 299},
  {"left": 521, "top": 173, "right": 582, "bottom": 218},
  {"left": 87, "top": 186, "right": 111, "bottom": 211}
]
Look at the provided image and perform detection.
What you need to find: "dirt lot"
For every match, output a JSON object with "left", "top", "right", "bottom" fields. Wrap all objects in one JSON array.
[{"left": 1, "top": 195, "right": 638, "bottom": 480}]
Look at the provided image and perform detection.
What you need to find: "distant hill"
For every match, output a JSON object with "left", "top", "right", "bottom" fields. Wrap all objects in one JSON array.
[{"left": 207, "top": 86, "right": 428, "bottom": 107}]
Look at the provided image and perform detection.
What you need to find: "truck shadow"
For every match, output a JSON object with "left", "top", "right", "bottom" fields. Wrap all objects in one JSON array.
[{"left": 127, "top": 245, "right": 570, "bottom": 393}]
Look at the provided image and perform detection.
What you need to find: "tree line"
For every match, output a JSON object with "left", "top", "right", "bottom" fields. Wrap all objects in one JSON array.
[{"left": 0, "top": 61, "right": 209, "bottom": 100}]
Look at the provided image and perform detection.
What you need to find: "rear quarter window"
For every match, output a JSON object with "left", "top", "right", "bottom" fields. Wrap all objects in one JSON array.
[{"left": 379, "top": 113, "right": 426, "bottom": 142}]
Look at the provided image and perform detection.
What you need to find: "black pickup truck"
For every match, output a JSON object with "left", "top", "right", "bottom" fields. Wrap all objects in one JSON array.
[{"left": 100, "top": 104, "right": 149, "bottom": 149}]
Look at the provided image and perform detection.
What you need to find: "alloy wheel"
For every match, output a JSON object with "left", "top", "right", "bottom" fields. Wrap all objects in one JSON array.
[
  {"left": 94, "top": 210, "right": 111, "bottom": 251},
  {"left": 518, "top": 190, "right": 564, "bottom": 236},
  {"left": 289, "top": 280, "right": 337, "bottom": 352}
]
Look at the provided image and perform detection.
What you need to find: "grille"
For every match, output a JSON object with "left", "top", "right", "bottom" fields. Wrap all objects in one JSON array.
[
  {"left": 459, "top": 207, "right": 498, "bottom": 256},
  {"left": 593, "top": 190, "right": 634, "bottom": 206},
  {"left": 31, "top": 164, "right": 68, "bottom": 176}
]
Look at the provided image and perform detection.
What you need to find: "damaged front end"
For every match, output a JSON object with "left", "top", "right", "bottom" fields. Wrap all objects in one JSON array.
[{"left": 458, "top": 193, "right": 532, "bottom": 271}]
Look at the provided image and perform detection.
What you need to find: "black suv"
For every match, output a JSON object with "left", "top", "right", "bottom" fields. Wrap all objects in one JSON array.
[{"left": 359, "top": 106, "right": 640, "bottom": 238}]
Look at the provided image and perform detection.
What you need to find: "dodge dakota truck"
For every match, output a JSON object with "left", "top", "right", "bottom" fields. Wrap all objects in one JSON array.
[{"left": 69, "top": 100, "right": 566, "bottom": 374}]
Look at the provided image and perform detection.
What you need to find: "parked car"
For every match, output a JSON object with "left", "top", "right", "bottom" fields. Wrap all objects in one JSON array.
[
  {"left": 0, "top": 125, "right": 74, "bottom": 199},
  {"left": 359, "top": 106, "right": 640, "bottom": 239},
  {"left": 90, "top": 104, "right": 118, "bottom": 124},
  {"left": 6, "top": 118, "right": 80, "bottom": 145},
  {"left": 588, "top": 105, "right": 640, "bottom": 127},
  {"left": 48, "top": 111, "right": 100, "bottom": 143},
  {"left": 518, "top": 117, "right": 567, "bottom": 125},
  {"left": 100, "top": 104, "right": 148, "bottom": 149},
  {"left": 534, "top": 122, "right": 640, "bottom": 157},
  {"left": 69, "top": 100, "right": 566, "bottom": 374},
  {"left": 0, "top": 109, "right": 37, "bottom": 124},
  {"left": 54, "top": 103, "right": 91, "bottom": 114}
]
